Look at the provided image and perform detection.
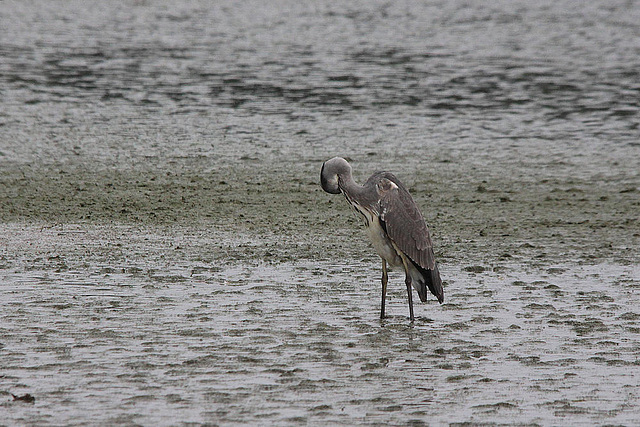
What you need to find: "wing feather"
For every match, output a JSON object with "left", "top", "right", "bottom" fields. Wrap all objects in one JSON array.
[{"left": 377, "top": 174, "right": 436, "bottom": 271}]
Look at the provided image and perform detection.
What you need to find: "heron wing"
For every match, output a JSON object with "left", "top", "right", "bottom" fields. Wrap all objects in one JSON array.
[{"left": 378, "top": 174, "right": 436, "bottom": 271}]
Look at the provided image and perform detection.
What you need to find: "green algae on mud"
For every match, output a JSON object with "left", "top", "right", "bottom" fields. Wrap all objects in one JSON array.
[{"left": 0, "top": 158, "right": 638, "bottom": 267}]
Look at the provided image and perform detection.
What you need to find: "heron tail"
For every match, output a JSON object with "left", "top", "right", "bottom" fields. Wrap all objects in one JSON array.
[
  {"left": 427, "top": 263, "right": 444, "bottom": 303},
  {"left": 413, "top": 262, "right": 444, "bottom": 304}
]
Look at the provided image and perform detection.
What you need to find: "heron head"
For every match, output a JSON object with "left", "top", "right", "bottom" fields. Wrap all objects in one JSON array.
[{"left": 321, "top": 157, "right": 351, "bottom": 194}]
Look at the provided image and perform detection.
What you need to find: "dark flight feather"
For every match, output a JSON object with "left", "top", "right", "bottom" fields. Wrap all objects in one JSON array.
[{"left": 376, "top": 172, "right": 443, "bottom": 302}]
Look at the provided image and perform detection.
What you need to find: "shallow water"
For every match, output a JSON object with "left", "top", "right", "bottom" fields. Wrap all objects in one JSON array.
[
  {"left": 1, "top": 225, "right": 639, "bottom": 425},
  {"left": 2, "top": 0, "right": 639, "bottom": 172},
  {"left": 1, "top": 0, "right": 640, "bottom": 425}
]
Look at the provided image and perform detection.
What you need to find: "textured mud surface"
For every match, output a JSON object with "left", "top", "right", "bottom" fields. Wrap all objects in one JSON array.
[
  {"left": 0, "top": 155, "right": 637, "bottom": 267},
  {"left": 1, "top": 0, "right": 640, "bottom": 425},
  {"left": 1, "top": 224, "right": 640, "bottom": 425}
]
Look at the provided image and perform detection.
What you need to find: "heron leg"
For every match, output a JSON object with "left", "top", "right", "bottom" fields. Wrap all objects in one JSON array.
[
  {"left": 380, "top": 259, "right": 388, "bottom": 319},
  {"left": 405, "top": 275, "right": 415, "bottom": 321},
  {"left": 399, "top": 257, "right": 415, "bottom": 321}
]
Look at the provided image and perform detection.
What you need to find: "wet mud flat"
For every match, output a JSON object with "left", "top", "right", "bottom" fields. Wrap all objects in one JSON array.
[
  {"left": 1, "top": 158, "right": 639, "bottom": 425},
  {"left": 2, "top": 0, "right": 640, "bottom": 424}
]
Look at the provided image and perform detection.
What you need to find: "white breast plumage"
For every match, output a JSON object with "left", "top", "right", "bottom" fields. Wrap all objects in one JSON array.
[
  {"left": 364, "top": 214, "right": 404, "bottom": 268},
  {"left": 343, "top": 192, "right": 403, "bottom": 268}
]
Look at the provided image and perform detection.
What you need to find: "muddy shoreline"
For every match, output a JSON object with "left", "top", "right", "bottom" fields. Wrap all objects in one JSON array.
[
  {"left": 1, "top": 157, "right": 637, "bottom": 269},
  {"left": 1, "top": 158, "right": 639, "bottom": 424}
]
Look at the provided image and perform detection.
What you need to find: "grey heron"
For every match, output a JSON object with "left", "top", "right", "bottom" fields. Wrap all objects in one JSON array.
[{"left": 321, "top": 157, "right": 443, "bottom": 321}]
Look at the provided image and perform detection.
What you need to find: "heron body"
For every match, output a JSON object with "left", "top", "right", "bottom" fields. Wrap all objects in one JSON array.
[{"left": 321, "top": 157, "right": 443, "bottom": 321}]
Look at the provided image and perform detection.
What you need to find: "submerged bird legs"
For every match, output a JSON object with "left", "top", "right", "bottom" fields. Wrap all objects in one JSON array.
[
  {"left": 380, "top": 258, "right": 415, "bottom": 321},
  {"left": 381, "top": 259, "right": 388, "bottom": 319},
  {"left": 401, "top": 257, "right": 415, "bottom": 321}
]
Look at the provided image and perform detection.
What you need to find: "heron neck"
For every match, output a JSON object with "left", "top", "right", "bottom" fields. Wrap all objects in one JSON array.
[{"left": 339, "top": 174, "right": 362, "bottom": 196}]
